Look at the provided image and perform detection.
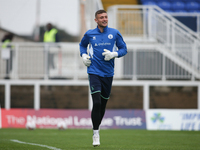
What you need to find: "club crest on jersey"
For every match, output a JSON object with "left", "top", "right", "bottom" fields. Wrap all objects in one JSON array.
[
  {"left": 93, "top": 36, "right": 96, "bottom": 40},
  {"left": 108, "top": 34, "right": 113, "bottom": 39}
]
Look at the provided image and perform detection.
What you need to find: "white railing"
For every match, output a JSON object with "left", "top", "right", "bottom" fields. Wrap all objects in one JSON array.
[
  {"left": 0, "top": 43, "right": 85, "bottom": 80},
  {"left": 0, "top": 80, "right": 200, "bottom": 110},
  {"left": 170, "top": 13, "right": 200, "bottom": 37},
  {"left": 107, "top": 5, "right": 200, "bottom": 79},
  {"left": 0, "top": 43, "right": 199, "bottom": 80},
  {"left": 124, "top": 44, "right": 199, "bottom": 80}
]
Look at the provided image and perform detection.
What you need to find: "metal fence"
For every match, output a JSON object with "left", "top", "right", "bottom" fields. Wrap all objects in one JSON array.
[
  {"left": 0, "top": 43, "right": 199, "bottom": 80},
  {"left": 0, "top": 43, "right": 85, "bottom": 80},
  {"left": 1, "top": 79, "right": 200, "bottom": 110},
  {"left": 170, "top": 13, "right": 200, "bottom": 36},
  {"left": 107, "top": 5, "right": 200, "bottom": 79}
]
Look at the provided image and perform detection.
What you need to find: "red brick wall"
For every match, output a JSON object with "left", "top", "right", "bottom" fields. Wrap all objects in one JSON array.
[{"left": 150, "top": 86, "right": 197, "bottom": 109}]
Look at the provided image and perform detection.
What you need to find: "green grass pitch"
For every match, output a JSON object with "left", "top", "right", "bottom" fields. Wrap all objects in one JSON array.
[{"left": 0, "top": 128, "right": 200, "bottom": 150}]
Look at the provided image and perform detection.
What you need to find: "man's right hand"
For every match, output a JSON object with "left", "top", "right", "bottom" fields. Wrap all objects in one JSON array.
[{"left": 82, "top": 54, "right": 91, "bottom": 67}]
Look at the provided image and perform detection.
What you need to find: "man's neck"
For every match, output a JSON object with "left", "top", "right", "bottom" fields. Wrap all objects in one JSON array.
[
  {"left": 98, "top": 26, "right": 106, "bottom": 33},
  {"left": 48, "top": 28, "right": 52, "bottom": 31}
]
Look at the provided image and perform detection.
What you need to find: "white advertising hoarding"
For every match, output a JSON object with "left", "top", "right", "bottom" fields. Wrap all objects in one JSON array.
[{"left": 146, "top": 109, "right": 200, "bottom": 131}]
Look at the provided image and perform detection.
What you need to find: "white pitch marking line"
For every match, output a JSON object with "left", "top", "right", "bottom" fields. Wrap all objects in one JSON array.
[{"left": 10, "top": 139, "right": 62, "bottom": 150}]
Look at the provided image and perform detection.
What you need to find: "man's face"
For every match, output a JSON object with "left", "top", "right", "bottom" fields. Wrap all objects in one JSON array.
[
  {"left": 47, "top": 24, "right": 52, "bottom": 31},
  {"left": 95, "top": 13, "right": 108, "bottom": 28}
]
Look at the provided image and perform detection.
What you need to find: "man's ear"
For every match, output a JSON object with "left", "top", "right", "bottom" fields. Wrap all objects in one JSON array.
[{"left": 94, "top": 18, "right": 97, "bottom": 23}]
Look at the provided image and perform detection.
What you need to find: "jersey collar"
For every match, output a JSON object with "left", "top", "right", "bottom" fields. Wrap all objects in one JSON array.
[{"left": 96, "top": 26, "right": 108, "bottom": 33}]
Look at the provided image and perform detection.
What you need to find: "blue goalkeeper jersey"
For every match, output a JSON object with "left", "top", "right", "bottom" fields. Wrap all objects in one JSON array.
[{"left": 79, "top": 26, "right": 127, "bottom": 77}]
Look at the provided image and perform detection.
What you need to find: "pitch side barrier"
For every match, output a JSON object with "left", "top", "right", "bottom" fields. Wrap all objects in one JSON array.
[
  {"left": 0, "top": 109, "right": 146, "bottom": 129},
  {"left": 0, "top": 80, "right": 200, "bottom": 130},
  {"left": 1, "top": 108, "right": 200, "bottom": 130},
  {"left": 0, "top": 80, "right": 199, "bottom": 110}
]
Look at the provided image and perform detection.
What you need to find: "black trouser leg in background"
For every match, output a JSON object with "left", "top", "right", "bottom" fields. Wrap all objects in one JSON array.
[{"left": 100, "top": 97, "right": 108, "bottom": 124}]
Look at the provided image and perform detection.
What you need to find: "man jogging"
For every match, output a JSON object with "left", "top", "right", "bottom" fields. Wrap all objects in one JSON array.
[{"left": 79, "top": 9, "right": 127, "bottom": 147}]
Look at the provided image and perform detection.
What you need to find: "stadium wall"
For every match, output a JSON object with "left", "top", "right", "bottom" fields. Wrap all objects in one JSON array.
[{"left": 0, "top": 81, "right": 199, "bottom": 110}]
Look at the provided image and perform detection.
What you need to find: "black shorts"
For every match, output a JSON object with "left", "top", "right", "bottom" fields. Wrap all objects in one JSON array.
[{"left": 88, "top": 74, "right": 113, "bottom": 99}]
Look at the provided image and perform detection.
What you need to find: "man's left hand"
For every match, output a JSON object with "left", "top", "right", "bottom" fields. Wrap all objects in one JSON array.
[{"left": 102, "top": 49, "right": 118, "bottom": 61}]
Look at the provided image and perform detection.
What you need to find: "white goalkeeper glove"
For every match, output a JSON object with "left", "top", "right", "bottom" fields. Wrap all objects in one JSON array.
[
  {"left": 102, "top": 49, "right": 118, "bottom": 61},
  {"left": 82, "top": 54, "right": 91, "bottom": 67}
]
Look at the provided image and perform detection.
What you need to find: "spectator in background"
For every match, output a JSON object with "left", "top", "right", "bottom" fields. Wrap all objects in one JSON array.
[
  {"left": 2, "top": 33, "right": 14, "bottom": 47},
  {"left": 43, "top": 23, "right": 59, "bottom": 72},
  {"left": 1, "top": 33, "right": 14, "bottom": 79},
  {"left": 43, "top": 23, "right": 59, "bottom": 42}
]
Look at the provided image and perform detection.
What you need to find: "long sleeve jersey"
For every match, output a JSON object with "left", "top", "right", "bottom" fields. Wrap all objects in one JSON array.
[{"left": 79, "top": 26, "right": 127, "bottom": 77}]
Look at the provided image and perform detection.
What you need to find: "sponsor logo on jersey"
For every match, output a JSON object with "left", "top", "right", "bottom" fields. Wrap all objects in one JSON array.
[{"left": 94, "top": 43, "right": 111, "bottom": 46}]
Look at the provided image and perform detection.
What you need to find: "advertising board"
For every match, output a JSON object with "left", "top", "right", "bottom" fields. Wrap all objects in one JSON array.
[
  {"left": 146, "top": 109, "right": 200, "bottom": 130},
  {"left": 1, "top": 109, "right": 146, "bottom": 129}
]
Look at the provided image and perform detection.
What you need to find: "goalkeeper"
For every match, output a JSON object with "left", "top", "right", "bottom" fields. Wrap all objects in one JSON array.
[{"left": 79, "top": 9, "right": 127, "bottom": 147}]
